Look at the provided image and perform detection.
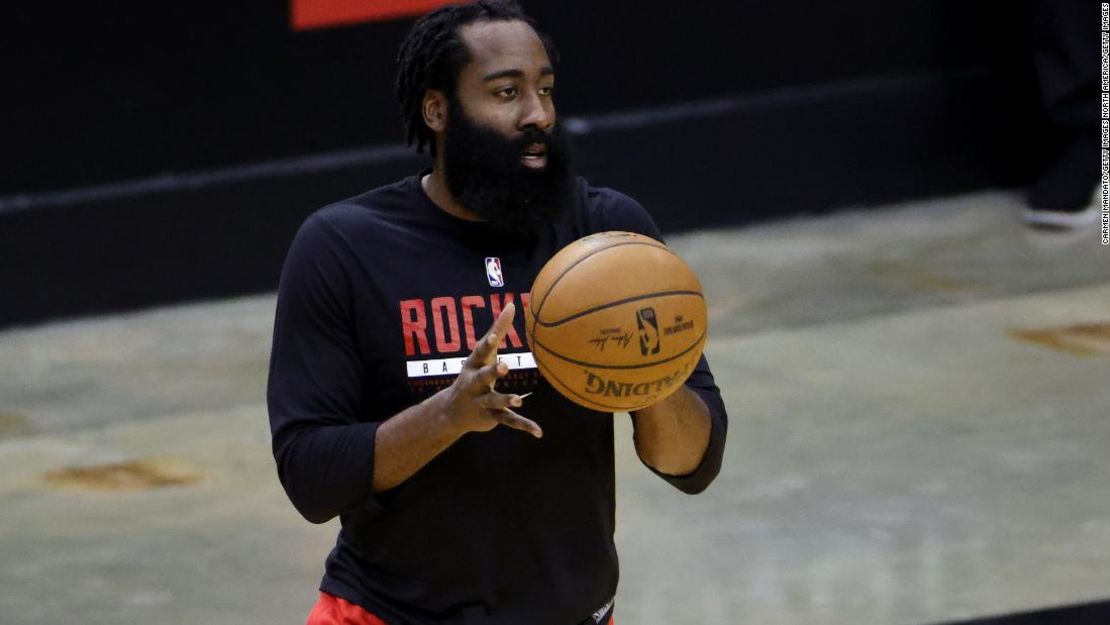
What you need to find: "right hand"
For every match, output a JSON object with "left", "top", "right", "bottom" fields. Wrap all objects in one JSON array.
[{"left": 438, "top": 302, "right": 543, "bottom": 439}]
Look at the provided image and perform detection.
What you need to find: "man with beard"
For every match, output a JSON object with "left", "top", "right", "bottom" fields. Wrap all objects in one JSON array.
[{"left": 267, "top": 2, "right": 727, "bottom": 624}]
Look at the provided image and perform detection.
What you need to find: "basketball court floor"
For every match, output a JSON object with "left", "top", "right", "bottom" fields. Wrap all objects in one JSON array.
[{"left": 1, "top": 189, "right": 1109, "bottom": 625}]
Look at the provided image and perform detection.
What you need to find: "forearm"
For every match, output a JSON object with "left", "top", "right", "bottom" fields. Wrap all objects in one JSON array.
[
  {"left": 375, "top": 306, "right": 537, "bottom": 492},
  {"left": 275, "top": 304, "right": 536, "bottom": 520},
  {"left": 372, "top": 391, "right": 465, "bottom": 493},
  {"left": 273, "top": 392, "right": 468, "bottom": 523},
  {"left": 631, "top": 385, "right": 712, "bottom": 476}
]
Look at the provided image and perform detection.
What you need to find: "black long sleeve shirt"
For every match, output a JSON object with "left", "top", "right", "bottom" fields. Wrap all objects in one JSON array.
[{"left": 267, "top": 173, "right": 728, "bottom": 625}]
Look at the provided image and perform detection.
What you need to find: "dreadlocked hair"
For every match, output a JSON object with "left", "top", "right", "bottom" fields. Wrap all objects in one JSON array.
[{"left": 395, "top": 0, "right": 558, "bottom": 156}]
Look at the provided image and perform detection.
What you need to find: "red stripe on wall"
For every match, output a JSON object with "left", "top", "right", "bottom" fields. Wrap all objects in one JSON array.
[{"left": 291, "top": 0, "right": 457, "bottom": 31}]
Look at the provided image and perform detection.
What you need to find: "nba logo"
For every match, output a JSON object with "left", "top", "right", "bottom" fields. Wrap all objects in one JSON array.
[
  {"left": 485, "top": 257, "right": 505, "bottom": 287},
  {"left": 636, "top": 307, "right": 660, "bottom": 356}
]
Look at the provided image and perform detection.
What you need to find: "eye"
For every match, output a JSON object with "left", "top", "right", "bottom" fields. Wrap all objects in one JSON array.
[
  {"left": 495, "top": 86, "right": 518, "bottom": 99},
  {"left": 539, "top": 85, "right": 554, "bottom": 97}
]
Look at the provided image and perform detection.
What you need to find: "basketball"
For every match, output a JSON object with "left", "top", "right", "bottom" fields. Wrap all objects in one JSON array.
[{"left": 525, "top": 231, "right": 708, "bottom": 412}]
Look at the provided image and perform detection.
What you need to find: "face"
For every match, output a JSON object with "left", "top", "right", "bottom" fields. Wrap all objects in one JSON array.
[
  {"left": 453, "top": 19, "right": 557, "bottom": 167},
  {"left": 430, "top": 20, "right": 574, "bottom": 237}
]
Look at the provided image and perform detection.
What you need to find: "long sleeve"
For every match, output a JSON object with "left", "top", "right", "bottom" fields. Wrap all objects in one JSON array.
[
  {"left": 640, "top": 354, "right": 728, "bottom": 494},
  {"left": 267, "top": 214, "right": 382, "bottom": 523}
]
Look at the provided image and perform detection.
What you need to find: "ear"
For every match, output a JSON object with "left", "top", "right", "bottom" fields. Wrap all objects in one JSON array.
[{"left": 422, "top": 89, "right": 448, "bottom": 133}]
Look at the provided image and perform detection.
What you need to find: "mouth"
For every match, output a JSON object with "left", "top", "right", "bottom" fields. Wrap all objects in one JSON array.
[{"left": 521, "top": 143, "right": 547, "bottom": 169}]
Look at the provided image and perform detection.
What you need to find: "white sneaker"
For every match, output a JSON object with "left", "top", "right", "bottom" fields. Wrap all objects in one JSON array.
[{"left": 1023, "top": 184, "right": 1102, "bottom": 229}]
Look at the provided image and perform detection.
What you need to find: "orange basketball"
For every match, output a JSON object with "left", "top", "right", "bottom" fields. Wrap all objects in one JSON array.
[{"left": 525, "top": 231, "right": 707, "bottom": 412}]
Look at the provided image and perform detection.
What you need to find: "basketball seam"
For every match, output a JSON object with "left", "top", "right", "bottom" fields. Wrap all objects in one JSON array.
[
  {"left": 530, "top": 330, "right": 706, "bottom": 370},
  {"left": 535, "top": 290, "right": 704, "bottom": 328},
  {"left": 532, "top": 239, "right": 670, "bottom": 324}
]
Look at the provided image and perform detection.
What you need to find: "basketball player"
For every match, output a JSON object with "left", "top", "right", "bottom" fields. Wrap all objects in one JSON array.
[{"left": 267, "top": 2, "right": 728, "bottom": 623}]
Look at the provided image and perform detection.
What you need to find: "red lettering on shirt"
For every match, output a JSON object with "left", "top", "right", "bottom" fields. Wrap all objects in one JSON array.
[
  {"left": 459, "top": 295, "right": 486, "bottom": 351},
  {"left": 400, "top": 293, "right": 529, "bottom": 357},
  {"left": 400, "top": 299, "right": 431, "bottom": 357},
  {"left": 431, "top": 297, "right": 462, "bottom": 353}
]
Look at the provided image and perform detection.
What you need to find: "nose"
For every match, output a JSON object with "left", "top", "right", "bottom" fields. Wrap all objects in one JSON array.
[{"left": 519, "top": 90, "right": 554, "bottom": 131}]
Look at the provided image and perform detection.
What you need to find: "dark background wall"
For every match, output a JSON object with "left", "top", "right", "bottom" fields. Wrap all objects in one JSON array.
[{"left": 1, "top": 1, "right": 1041, "bottom": 328}]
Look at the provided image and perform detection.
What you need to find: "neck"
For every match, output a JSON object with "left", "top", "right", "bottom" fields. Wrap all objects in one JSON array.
[{"left": 422, "top": 158, "right": 480, "bottom": 222}]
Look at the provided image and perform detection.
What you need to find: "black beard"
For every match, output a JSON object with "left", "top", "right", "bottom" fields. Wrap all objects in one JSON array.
[{"left": 441, "top": 101, "right": 574, "bottom": 238}]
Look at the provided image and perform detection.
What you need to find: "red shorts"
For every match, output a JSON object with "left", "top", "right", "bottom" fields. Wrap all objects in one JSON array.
[
  {"left": 305, "top": 592, "right": 614, "bottom": 625},
  {"left": 305, "top": 593, "right": 388, "bottom": 625}
]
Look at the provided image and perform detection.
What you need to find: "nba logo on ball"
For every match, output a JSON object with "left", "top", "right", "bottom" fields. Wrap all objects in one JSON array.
[
  {"left": 636, "top": 307, "right": 660, "bottom": 356},
  {"left": 485, "top": 257, "right": 504, "bottom": 287}
]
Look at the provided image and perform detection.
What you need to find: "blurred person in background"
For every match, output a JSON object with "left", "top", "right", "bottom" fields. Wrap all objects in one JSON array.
[{"left": 1022, "top": 0, "right": 1100, "bottom": 228}]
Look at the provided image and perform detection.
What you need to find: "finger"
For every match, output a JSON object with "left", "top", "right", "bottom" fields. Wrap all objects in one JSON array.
[
  {"left": 468, "top": 303, "right": 516, "bottom": 366},
  {"left": 474, "top": 361, "right": 509, "bottom": 390},
  {"left": 489, "top": 301, "right": 516, "bottom": 341},
  {"left": 488, "top": 408, "right": 543, "bottom": 438},
  {"left": 466, "top": 329, "right": 502, "bottom": 368},
  {"left": 479, "top": 391, "right": 525, "bottom": 411}
]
